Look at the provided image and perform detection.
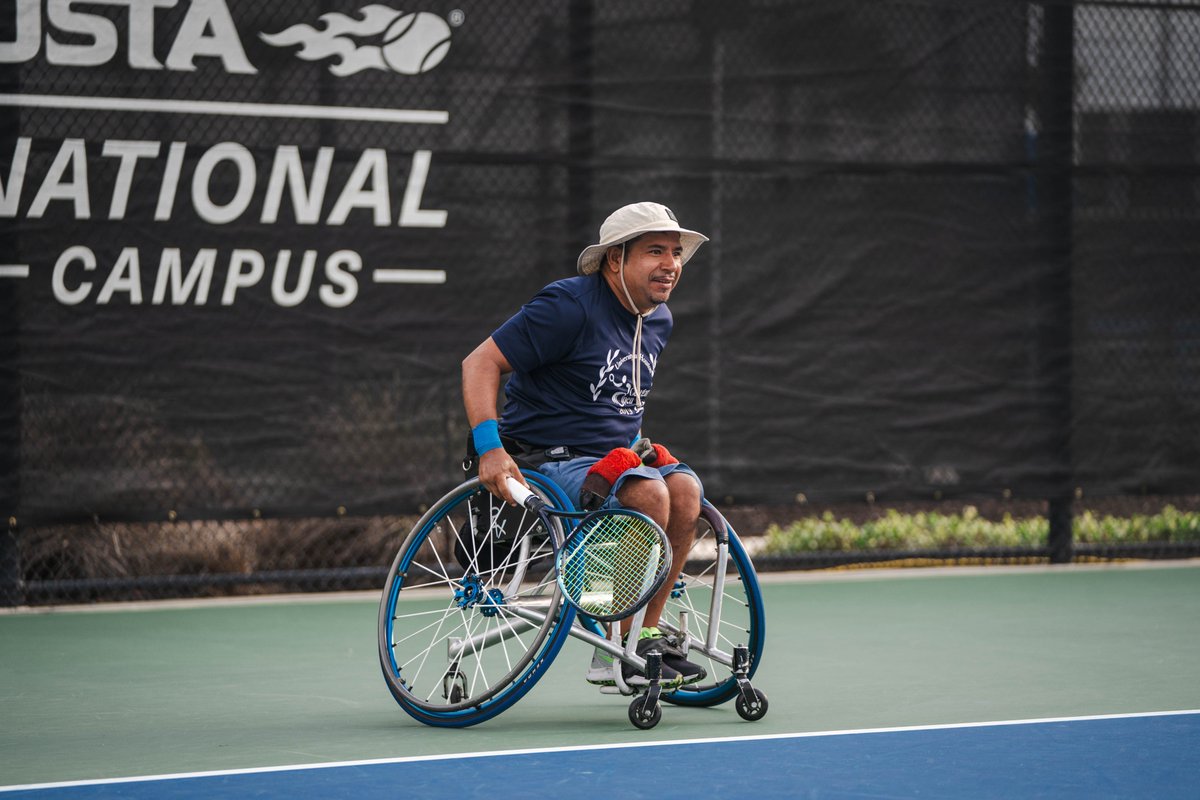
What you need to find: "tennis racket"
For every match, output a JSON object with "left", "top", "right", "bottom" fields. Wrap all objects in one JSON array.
[{"left": 505, "top": 476, "right": 672, "bottom": 622}]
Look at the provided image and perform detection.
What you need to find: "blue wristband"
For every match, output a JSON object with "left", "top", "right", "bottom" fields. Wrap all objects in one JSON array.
[{"left": 472, "top": 419, "right": 503, "bottom": 456}]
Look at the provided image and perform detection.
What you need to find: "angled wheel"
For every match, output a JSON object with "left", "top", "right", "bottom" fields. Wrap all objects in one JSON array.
[
  {"left": 378, "top": 472, "right": 577, "bottom": 727},
  {"left": 660, "top": 502, "right": 766, "bottom": 708}
]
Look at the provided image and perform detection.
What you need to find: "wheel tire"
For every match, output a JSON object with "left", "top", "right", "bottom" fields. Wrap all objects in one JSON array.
[
  {"left": 661, "top": 504, "right": 766, "bottom": 708},
  {"left": 629, "top": 695, "right": 662, "bottom": 730},
  {"left": 378, "top": 472, "right": 576, "bottom": 727},
  {"left": 735, "top": 688, "right": 769, "bottom": 721}
]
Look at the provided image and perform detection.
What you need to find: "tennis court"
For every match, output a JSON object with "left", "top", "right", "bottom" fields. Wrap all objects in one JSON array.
[{"left": 3, "top": 562, "right": 1198, "bottom": 797}]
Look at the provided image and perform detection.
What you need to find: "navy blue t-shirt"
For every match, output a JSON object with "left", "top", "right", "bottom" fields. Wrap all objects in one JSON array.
[{"left": 491, "top": 274, "right": 672, "bottom": 457}]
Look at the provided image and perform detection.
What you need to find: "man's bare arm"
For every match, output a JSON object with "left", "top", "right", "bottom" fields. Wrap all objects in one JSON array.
[{"left": 462, "top": 337, "right": 525, "bottom": 503}]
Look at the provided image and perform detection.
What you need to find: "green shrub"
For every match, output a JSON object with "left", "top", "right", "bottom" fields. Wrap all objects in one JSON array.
[
  {"left": 1074, "top": 506, "right": 1200, "bottom": 544},
  {"left": 762, "top": 505, "right": 1200, "bottom": 554}
]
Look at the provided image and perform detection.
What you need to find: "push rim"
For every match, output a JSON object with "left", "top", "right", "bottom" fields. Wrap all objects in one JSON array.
[{"left": 377, "top": 471, "right": 577, "bottom": 726}]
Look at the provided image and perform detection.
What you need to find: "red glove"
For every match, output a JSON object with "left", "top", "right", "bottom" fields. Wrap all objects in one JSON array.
[
  {"left": 588, "top": 447, "right": 642, "bottom": 482},
  {"left": 633, "top": 438, "right": 680, "bottom": 466},
  {"left": 648, "top": 443, "right": 679, "bottom": 466},
  {"left": 579, "top": 447, "right": 642, "bottom": 510}
]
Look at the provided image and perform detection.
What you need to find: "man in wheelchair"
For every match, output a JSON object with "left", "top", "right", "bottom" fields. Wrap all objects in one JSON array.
[{"left": 462, "top": 202, "right": 709, "bottom": 688}]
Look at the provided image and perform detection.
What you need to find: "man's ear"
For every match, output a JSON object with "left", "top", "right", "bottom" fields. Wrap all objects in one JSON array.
[{"left": 605, "top": 246, "right": 621, "bottom": 272}]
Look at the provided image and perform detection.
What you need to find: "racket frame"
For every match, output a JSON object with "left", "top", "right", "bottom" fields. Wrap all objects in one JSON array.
[{"left": 505, "top": 476, "right": 672, "bottom": 622}]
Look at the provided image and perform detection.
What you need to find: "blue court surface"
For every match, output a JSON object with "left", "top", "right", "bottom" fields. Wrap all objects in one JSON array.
[{"left": 4, "top": 710, "right": 1197, "bottom": 799}]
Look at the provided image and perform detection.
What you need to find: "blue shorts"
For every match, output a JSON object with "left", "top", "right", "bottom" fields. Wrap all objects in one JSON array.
[{"left": 538, "top": 457, "right": 703, "bottom": 511}]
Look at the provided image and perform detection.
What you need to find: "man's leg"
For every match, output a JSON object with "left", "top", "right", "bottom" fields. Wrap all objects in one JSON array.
[
  {"left": 612, "top": 473, "right": 706, "bottom": 685},
  {"left": 613, "top": 475, "right": 671, "bottom": 636},
  {"left": 637, "top": 471, "right": 701, "bottom": 630}
]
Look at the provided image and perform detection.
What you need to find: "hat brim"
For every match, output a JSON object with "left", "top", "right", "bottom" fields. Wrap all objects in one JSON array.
[{"left": 577, "top": 226, "right": 708, "bottom": 276}]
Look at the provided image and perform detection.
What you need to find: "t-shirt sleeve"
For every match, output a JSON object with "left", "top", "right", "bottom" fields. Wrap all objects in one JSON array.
[{"left": 491, "top": 285, "right": 585, "bottom": 372}]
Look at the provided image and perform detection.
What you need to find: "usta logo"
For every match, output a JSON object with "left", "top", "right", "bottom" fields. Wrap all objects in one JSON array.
[
  {"left": 0, "top": 0, "right": 454, "bottom": 76},
  {"left": 0, "top": 0, "right": 254, "bottom": 72}
]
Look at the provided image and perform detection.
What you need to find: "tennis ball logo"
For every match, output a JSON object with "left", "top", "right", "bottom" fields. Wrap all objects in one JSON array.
[
  {"left": 381, "top": 13, "right": 452, "bottom": 75},
  {"left": 259, "top": 6, "right": 457, "bottom": 77}
]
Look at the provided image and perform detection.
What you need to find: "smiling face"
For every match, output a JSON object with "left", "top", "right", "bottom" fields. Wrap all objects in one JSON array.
[{"left": 602, "top": 231, "right": 685, "bottom": 314}]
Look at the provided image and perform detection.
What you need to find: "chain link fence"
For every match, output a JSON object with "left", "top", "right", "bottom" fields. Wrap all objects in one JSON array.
[
  {"left": 1072, "top": 1, "right": 1200, "bottom": 493},
  {"left": 8, "top": 514, "right": 413, "bottom": 604},
  {"left": 3, "top": 1, "right": 1198, "bottom": 605},
  {"left": 6, "top": 491, "right": 1198, "bottom": 606}
]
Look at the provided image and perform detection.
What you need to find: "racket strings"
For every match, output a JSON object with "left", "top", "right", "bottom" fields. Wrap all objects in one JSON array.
[{"left": 559, "top": 512, "right": 669, "bottom": 619}]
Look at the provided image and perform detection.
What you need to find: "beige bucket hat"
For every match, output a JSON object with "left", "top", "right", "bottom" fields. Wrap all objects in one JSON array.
[{"left": 576, "top": 202, "right": 708, "bottom": 276}]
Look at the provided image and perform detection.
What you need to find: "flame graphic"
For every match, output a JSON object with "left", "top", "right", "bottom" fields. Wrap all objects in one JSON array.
[{"left": 261, "top": 4, "right": 406, "bottom": 76}]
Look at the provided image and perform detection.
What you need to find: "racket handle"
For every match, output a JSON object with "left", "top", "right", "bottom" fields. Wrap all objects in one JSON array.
[{"left": 504, "top": 476, "right": 541, "bottom": 510}]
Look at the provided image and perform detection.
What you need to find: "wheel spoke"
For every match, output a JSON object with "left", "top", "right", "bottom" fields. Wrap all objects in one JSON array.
[
  {"left": 403, "top": 604, "right": 466, "bottom": 693},
  {"left": 392, "top": 607, "right": 463, "bottom": 646},
  {"left": 379, "top": 477, "right": 574, "bottom": 725}
]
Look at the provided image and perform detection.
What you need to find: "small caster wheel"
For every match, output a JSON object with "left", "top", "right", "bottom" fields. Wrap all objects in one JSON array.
[
  {"left": 735, "top": 688, "right": 768, "bottom": 721},
  {"left": 629, "top": 695, "right": 662, "bottom": 730},
  {"left": 443, "top": 665, "right": 467, "bottom": 704}
]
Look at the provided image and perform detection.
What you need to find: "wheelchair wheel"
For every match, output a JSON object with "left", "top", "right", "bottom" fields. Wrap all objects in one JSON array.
[
  {"left": 661, "top": 503, "right": 766, "bottom": 708},
  {"left": 377, "top": 472, "right": 577, "bottom": 727}
]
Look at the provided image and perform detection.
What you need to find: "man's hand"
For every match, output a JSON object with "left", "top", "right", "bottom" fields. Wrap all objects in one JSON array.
[
  {"left": 632, "top": 438, "right": 679, "bottom": 466},
  {"left": 478, "top": 448, "right": 526, "bottom": 505}
]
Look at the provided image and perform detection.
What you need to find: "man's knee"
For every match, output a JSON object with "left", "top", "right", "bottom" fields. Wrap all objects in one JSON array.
[
  {"left": 616, "top": 476, "right": 670, "bottom": 526},
  {"left": 665, "top": 472, "right": 702, "bottom": 517}
]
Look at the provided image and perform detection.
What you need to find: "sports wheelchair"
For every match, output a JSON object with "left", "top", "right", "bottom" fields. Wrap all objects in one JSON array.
[{"left": 377, "top": 467, "right": 768, "bottom": 729}]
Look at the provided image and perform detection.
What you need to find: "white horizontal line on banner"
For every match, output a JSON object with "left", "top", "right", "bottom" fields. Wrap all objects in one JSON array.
[
  {"left": 0, "top": 94, "right": 449, "bottom": 125},
  {"left": 372, "top": 269, "right": 447, "bottom": 285},
  {"left": 0, "top": 265, "right": 31, "bottom": 278}
]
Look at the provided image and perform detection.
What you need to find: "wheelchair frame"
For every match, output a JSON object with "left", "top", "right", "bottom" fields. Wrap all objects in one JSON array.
[{"left": 377, "top": 468, "right": 767, "bottom": 729}]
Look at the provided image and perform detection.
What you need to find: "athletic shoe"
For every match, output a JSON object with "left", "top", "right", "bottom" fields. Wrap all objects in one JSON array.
[
  {"left": 621, "top": 635, "right": 683, "bottom": 687},
  {"left": 619, "top": 627, "right": 703, "bottom": 687},
  {"left": 656, "top": 634, "right": 707, "bottom": 684},
  {"left": 585, "top": 647, "right": 616, "bottom": 686}
]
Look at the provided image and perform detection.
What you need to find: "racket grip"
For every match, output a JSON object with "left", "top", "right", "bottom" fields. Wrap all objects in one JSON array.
[{"left": 504, "top": 476, "right": 541, "bottom": 509}]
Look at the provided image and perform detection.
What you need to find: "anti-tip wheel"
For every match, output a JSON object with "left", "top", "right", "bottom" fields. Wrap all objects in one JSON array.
[
  {"left": 629, "top": 695, "right": 662, "bottom": 730},
  {"left": 735, "top": 688, "right": 768, "bottom": 721}
]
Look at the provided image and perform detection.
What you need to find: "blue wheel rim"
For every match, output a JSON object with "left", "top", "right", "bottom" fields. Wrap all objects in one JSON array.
[{"left": 380, "top": 471, "right": 576, "bottom": 727}]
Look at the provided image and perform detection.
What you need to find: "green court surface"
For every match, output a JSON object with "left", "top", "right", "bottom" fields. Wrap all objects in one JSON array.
[{"left": 2, "top": 563, "right": 1198, "bottom": 788}]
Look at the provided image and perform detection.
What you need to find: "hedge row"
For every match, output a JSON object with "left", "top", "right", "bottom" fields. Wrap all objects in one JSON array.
[{"left": 762, "top": 505, "right": 1200, "bottom": 554}]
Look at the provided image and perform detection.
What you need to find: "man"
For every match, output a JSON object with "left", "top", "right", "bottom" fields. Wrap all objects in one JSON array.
[{"left": 461, "top": 201, "right": 708, "bottom": 687}]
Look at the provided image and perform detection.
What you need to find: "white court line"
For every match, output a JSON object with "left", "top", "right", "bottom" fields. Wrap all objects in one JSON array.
[
  {"left": 372, "top": 269, "right": 447, "bottom": 285},
  {"left": 0, "top": 265, "right": 30, "bottom": 278},
  {"left": 0, "top": 94, "right": 448, "bottom": 125},
  {"left": 3, "top": 709, "right": 1197, "bottom": 793}
]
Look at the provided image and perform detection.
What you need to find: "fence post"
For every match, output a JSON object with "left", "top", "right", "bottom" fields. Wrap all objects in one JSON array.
[
  {"left": 0, "top": 191, "right": 18, "bottom": 605},
  {"left": 0, "top": 35, "right": 22, "bottom": 604},
  {"left": 1047, "top": 495, "right": 1074, "bottom": 564},
  {"left": 1037, "top": 2, "right": 1076, "bottom": 563},
  {"left": 0, "top": 525, "right": 19, "bottom": 607},
  {"left": 0, "top": 170, "right": 21, "bottom": 605}
]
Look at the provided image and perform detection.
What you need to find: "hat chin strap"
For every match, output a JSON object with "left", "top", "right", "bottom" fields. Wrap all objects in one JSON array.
[{"left": 617, "top": 242, "right": 654, "bottom": 414}]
